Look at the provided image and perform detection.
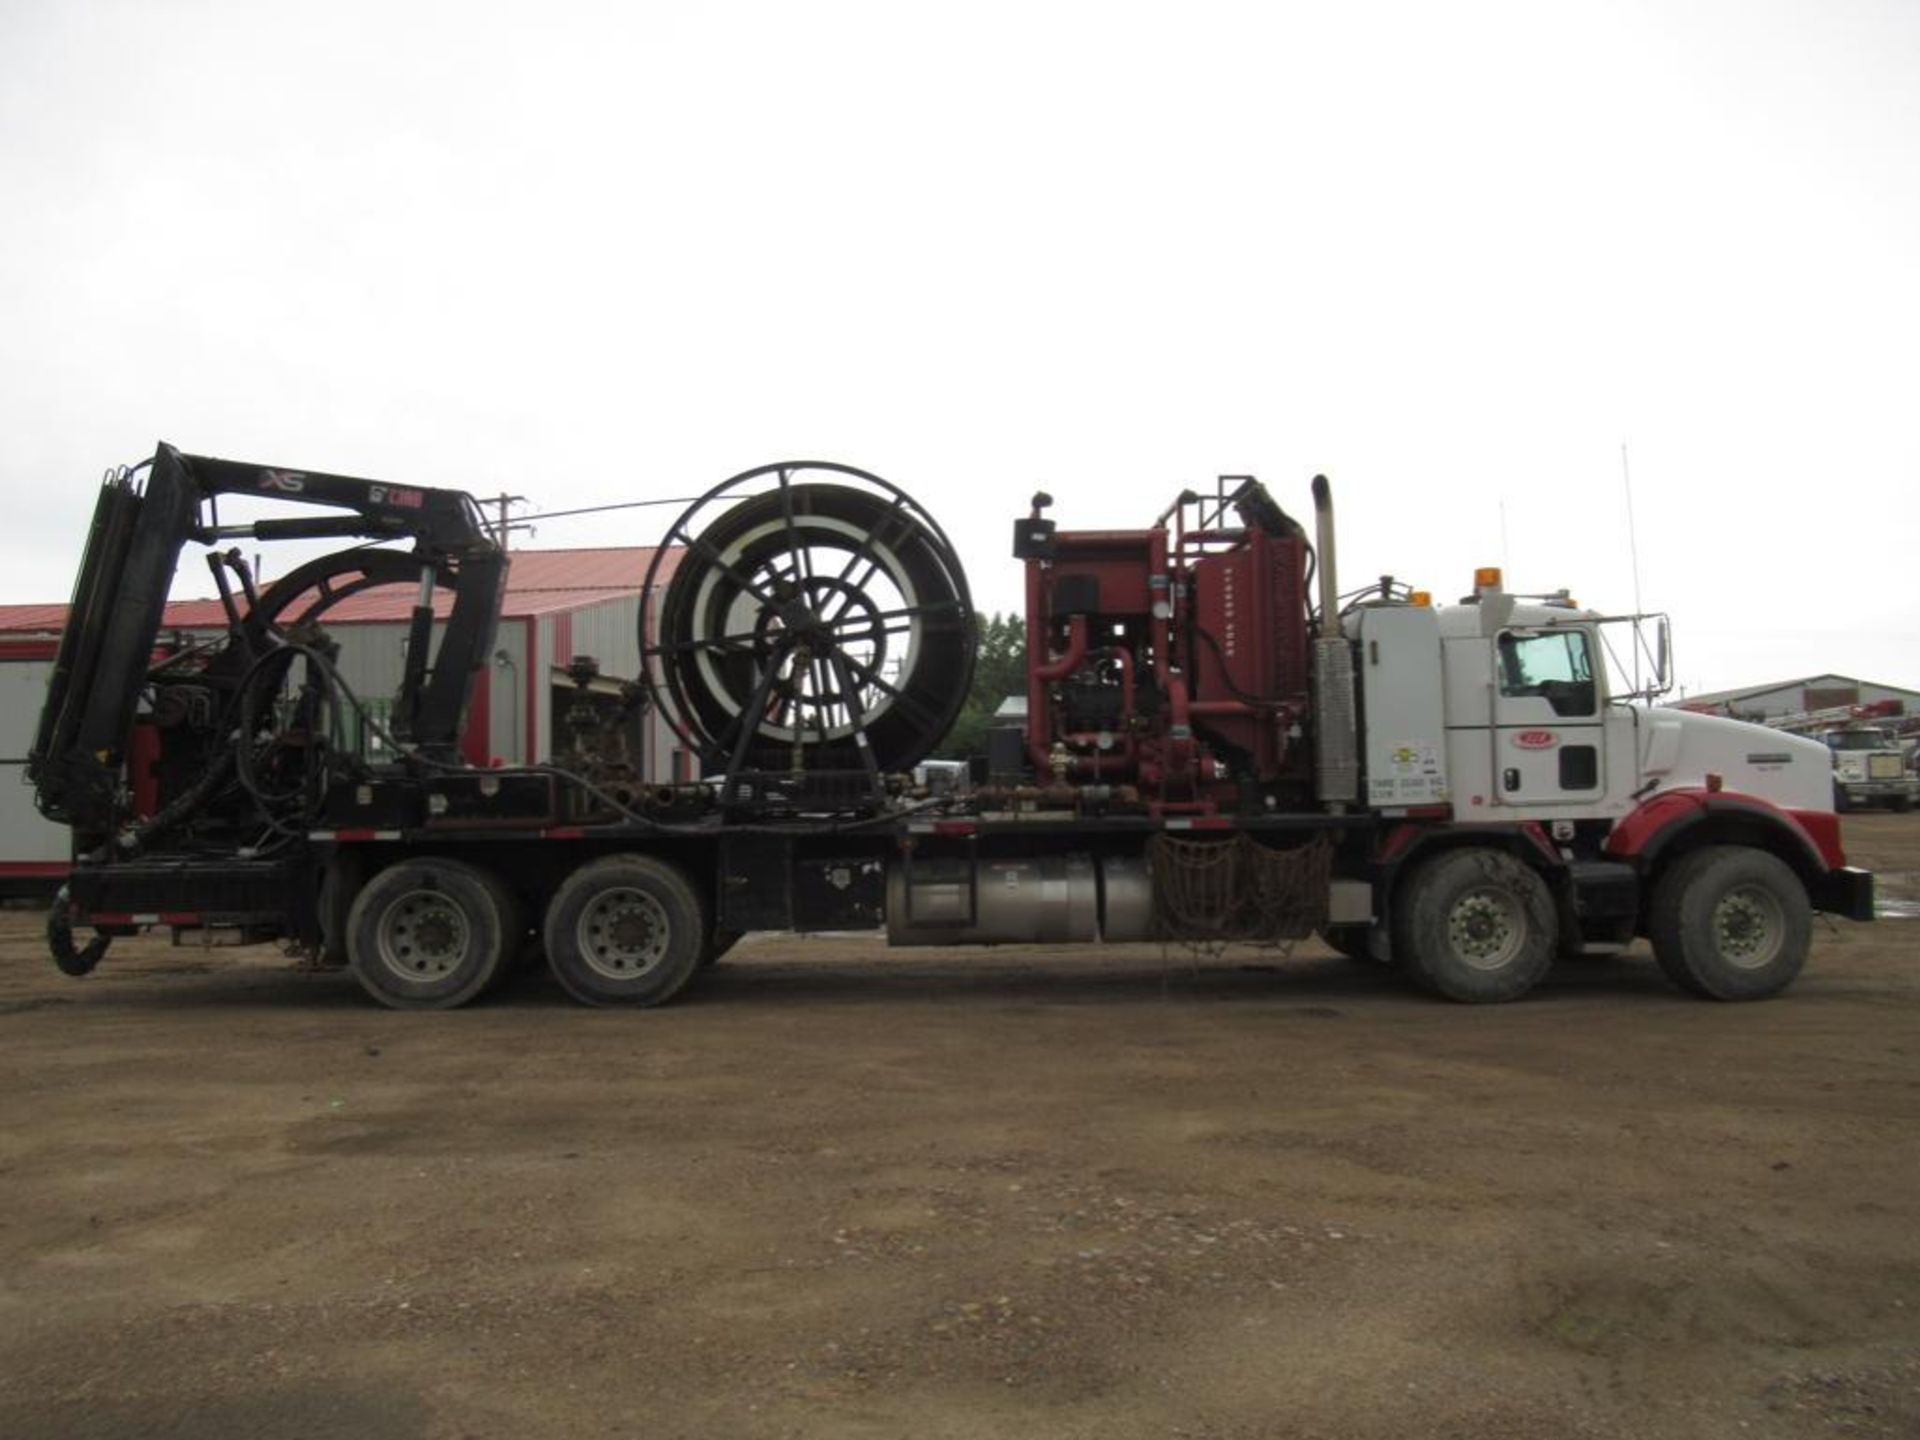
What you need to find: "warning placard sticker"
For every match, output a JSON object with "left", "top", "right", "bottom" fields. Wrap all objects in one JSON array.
[{"left": 1367, "top": 739, "right": 1448, "bottom": 805}]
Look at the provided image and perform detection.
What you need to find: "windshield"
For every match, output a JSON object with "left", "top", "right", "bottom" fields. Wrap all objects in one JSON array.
[{"left": 1828, "top": 730, "right": 1893, "bottom": 751}]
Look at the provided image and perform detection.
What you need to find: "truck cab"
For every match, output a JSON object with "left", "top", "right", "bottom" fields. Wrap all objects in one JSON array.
[
  {"left": 1349, "top": 570, "right": 1835, "bottom": 825},
  {"left": 1340, "top": 568, "right": 1868, "bottom": 997},
  {"left": 1821, "top": 724, "right": 1917, "bottom": 812}
]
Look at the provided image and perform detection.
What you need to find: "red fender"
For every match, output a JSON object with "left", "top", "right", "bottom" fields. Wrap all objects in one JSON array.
[{"left": 1605, "top": 788, "right": 1844, "bottom": 872}]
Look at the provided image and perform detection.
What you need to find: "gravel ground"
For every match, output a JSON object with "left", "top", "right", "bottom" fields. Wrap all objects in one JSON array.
[{"left": 1, "top": 816, "right": 1917, "bottom": 1439}]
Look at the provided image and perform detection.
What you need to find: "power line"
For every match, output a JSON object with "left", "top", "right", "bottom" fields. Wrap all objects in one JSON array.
[{"left": 517, "top": 496, "right": 705, "bottom": 525}]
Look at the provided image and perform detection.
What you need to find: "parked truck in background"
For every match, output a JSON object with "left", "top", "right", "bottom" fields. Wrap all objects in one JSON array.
[
  {"left": 1761, "top": 702, "right": 1918, "bottom": 813},
  {"left": 28, "top": 444, "right": 1874, "bottom": 1010},
  {"left": 1821, "top": 725, "right": 1917, "bottom": 812}
]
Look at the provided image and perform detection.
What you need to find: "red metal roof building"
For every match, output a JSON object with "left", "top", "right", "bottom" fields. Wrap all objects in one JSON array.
[
  {"left": 0, "top": 545, "right": 680, "bottom": 632},
  {"left": 0, "top": 547, "right": 686, "bottom": 885}
]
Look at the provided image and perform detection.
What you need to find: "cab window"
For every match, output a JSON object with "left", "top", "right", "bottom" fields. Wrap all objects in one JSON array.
[{"left": 1497, "top": 630, "right": 1597, "bottom": 717}]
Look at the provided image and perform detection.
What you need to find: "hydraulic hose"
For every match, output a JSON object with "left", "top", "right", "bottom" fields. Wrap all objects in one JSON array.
[{"left": 48, "top": 886, "right": 109, "bottom": 976}]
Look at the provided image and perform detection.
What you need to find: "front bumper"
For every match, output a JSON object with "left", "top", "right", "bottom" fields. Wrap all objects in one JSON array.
[
  {"left": 1812, "top": 866, "right": 1876, "bottom": 922},
  {"left": 1838, "top": 779, "right": 1918, "bottom": 800}
]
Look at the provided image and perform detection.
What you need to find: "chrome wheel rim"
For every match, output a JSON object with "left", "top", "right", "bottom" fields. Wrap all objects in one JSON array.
[
  {"left": 1447, "top": 886, "right": 1525, "bottom": 971},
  {"left": 374, "top": 889, "right": 471, "bottom": 982},
  {"left": 1714, "top": 884, "right": 1785, "bottom": 970},
  {"left": 576, "top": 886, "right": 671, "bottom": 981}
]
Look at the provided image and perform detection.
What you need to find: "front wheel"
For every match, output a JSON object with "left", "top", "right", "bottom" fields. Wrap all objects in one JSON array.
[
  {"left": 346, "top": 857, "right": 515, "bottom": 1010},
  {"left": 1392, "top": 849, "right": 1555, "bottom": 1003},
  {"left": 543, "top": 854, "right": 706, "bottom": 1007},
  {"left": 1649, "top": 846, "right": 1809, "bottom": 1000}
]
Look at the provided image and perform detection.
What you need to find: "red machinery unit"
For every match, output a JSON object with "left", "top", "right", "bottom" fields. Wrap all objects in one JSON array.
[{"left": 1016, "top": 477, "right": 1314, "bottom": 814}]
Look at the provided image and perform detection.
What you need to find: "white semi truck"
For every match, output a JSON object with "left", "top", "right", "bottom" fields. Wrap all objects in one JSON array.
[
  {"left": 1750, "top": 702, "right": 1918, "bottom": 813},
  {"left": 1333, "top": 570, "right": 1865, "bottom": 998}
]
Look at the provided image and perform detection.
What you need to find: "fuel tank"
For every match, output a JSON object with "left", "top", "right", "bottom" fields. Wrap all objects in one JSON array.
[{"left": 885, "top": 853, "right": 1153, "bottom": 946}]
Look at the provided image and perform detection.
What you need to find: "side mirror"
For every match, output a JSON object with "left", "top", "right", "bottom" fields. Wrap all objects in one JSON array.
[{"left": 1656, "top": 616, "right": 1672, "bottom": 691}]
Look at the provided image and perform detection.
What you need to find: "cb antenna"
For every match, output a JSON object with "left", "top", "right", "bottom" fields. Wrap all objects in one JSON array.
[
  {"left": 1621, "top": 441, "right": 1646, "bottom": 693},
  {"left": 1620, "top": 442, "right": 1644, "bottom": 615}
]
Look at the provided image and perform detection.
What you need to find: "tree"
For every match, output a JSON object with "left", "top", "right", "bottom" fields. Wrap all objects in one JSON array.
[{"left": 933, "top": 612, "right": 1026, "bottom": 760}]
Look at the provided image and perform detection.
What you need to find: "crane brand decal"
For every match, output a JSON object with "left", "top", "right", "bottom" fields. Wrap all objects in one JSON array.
[
  {"left": 368, "top": 484, "right": 425, "bottom": 509},
  {"left": 1512, "top": 729, "right": 1559, "bottom": 750},
  {"left": 258, "top": 469, "right": 307, "bottom": 492}
]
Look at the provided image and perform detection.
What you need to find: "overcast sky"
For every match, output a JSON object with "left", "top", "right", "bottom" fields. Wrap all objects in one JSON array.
[{"left": 2, "top": 0, "right": 1915, "bottom": 697}]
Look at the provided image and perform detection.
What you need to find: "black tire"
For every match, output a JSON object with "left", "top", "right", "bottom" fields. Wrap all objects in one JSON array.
[
  {"left": 346, "top": 857, "right": 514, "bottom": 1010},
  {"left": 1891, "top": 795, "right": 1913, "bottom": 815},
  {"left": 478, "top": 871, "right": 528, "bottom": 993},
  {"left": 314, "top": 849, "right": 365, "bottom": 971},
  {"left": 1832, "top": 783, "right": 1851, "bottom": 814},
  {"left": 1391, "top": 848, "right": 1556, "bottom": 1003},
  {"left": 1649, "top": 845, "right": 1810, "bottom": 1000},
  {"left": 543, "top": 854, "right": 707, "bottom": 1007},
  {"left": 700, "top": 927, "right": 743, "bottom": 967}
]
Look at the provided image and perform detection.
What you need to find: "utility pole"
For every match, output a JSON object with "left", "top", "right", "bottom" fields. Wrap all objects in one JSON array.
[{"left": 480, "top": 492, "right": 527, "bottom": 550}]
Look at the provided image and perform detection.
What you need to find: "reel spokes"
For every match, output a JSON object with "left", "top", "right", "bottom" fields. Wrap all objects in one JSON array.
[{"left": 641, "top": 462, "right": 974, "bottom": 811}]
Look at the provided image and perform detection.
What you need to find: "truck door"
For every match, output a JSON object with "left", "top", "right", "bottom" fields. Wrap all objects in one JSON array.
[{"left": 1490, "top": 627, "right": 1605, "bottom": 807}]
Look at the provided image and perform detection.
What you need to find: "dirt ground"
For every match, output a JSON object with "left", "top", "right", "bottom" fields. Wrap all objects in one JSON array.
[{"left": 1, "top": 818, "right": 1917, "bottom": 1440}]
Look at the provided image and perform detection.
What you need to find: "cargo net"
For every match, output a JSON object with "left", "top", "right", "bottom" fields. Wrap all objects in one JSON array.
[{"left": 1149, "top": 833, "right": 1334, "bottom": 944}]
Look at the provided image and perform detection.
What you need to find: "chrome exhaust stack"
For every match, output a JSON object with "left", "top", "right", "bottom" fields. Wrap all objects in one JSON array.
[{"left": 1310, "top": 474, "right": 1359, "bottom": 811}]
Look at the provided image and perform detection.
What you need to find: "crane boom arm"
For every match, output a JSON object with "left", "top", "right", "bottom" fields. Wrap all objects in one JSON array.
[{"left": 29, "top": 443, "right": 506, "bottom": 836}]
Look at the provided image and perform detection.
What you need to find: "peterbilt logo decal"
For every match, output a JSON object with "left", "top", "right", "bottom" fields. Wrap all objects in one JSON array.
[
  {"left": 259, "top": 469, "right": 307, "bottom": 493},
  {"left": 1511, "top": 729, "right": 1558, "bottom": 750}
]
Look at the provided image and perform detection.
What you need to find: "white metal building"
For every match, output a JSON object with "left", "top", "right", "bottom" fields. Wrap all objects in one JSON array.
[
  {"left": 1674, "top": 674, "right": 1920, "bottom": 722},
  {"left": 0, "top": 545, "right": 683, "bottom": 889},
  {"left": 0, "top": 628, "right": 72, "bottom": 890}
]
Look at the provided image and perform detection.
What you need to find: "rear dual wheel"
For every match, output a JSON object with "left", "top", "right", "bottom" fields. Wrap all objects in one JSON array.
[
  {"left": 346, "top": 857, "right": 522, "bottom": 1010},
  {"left": 543, "top": 855, "right": 707, "bottom": 1007}
]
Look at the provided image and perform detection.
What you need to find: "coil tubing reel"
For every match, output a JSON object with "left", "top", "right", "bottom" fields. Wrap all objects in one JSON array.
[{"left": 640, "top": 462, "right": 975, "bottom": 809}]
